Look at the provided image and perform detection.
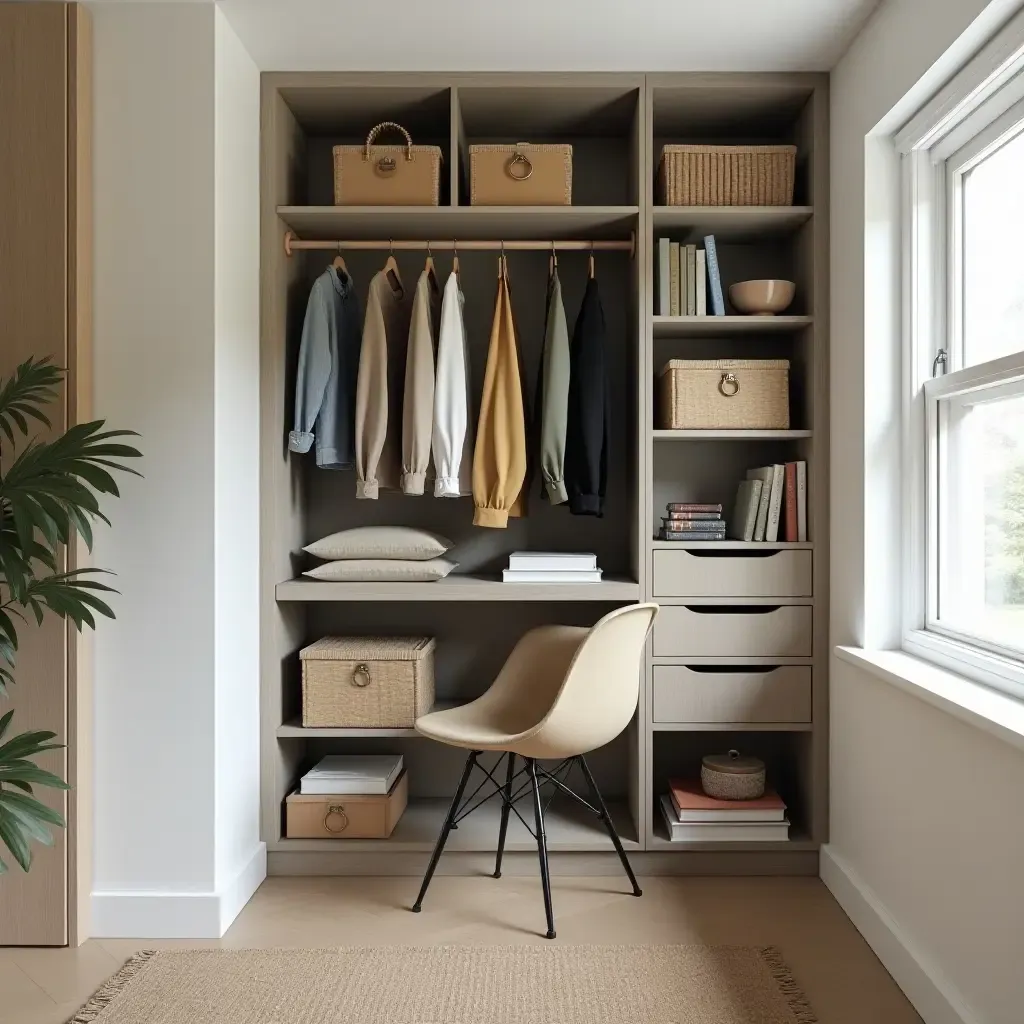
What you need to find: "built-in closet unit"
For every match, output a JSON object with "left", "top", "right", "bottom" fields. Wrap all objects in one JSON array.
[{"left": 259, "top": 73, "right": 828, "bottom": 877}]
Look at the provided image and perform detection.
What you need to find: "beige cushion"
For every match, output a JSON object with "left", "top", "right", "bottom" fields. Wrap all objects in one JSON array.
[
  {"left": 304, "top": 558, "right": 457, "bottom": 583},
  {"left": 304, "top": 526, "right": 453, "bottom": 562}
]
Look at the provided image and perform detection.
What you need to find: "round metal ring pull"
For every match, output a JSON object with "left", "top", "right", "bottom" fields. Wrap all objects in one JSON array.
[
  {"left": 506, "top": 152, "right": 534, "bottom": 181},
  {"left": 352, "top": 663, "right": 371, "bottom": 688},
  {"left": 324, "top": 805, "right": 349, "bottom": 833},
  {"left": 375, "top": 156, "right": 397, "bottom": 176},
  {"left": 718, "top": 372, "right": 740, "bottom": 397}
]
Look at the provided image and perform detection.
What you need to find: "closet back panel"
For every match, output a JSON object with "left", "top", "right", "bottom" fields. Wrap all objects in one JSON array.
[{"left": 296, "top": 247, "right": 637, "bottom": 576}]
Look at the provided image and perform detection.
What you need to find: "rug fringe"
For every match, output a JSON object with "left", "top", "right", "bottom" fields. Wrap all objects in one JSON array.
[
  {"left": 759, "top": 946, "right": 819, "bottom": 1024},
  {"left": 64, "top": 949, "right": 159, "bottom": 1024}
]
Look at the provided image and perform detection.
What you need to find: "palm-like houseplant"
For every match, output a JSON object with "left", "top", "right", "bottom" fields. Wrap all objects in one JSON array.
[{"left": 0, "top": 357, "right": 141, "bottom": 873}]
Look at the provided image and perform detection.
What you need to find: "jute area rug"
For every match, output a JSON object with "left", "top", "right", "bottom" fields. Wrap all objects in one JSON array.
[{"left": 69, "top": 945, "right": 816, "bottom": 1024}]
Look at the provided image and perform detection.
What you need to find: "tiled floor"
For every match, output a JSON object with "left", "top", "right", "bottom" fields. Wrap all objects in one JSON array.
[{"left": 0, "top": 875, "right": 921, "bottom": 1024}]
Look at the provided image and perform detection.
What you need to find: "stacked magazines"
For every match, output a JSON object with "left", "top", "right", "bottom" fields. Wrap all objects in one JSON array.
[
  {"left": 660, "top": 502, "right": 725, "bottom": 541},
  {"left": 502, "top": 551, "right": 602, "bottom": 583}
]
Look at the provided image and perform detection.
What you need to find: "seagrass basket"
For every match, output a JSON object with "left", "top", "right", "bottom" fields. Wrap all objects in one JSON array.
[
  {"left": 658, "top": 359, "right": 790, "bottom": 430},
  {"left": 658, "top": 145, "right": 796, "bottom": 206}
]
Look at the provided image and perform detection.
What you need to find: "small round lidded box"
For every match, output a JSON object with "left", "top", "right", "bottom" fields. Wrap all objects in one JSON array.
[{"left": 700, "top": 749, "right": 766, "bottom": 800}]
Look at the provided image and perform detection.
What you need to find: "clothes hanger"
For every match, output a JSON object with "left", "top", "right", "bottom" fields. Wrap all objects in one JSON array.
[
  {"left": 452, "top": 238, "right": 460, "bottom": 277},
  {"left": 383, "top": 238, "right": 404, "bottom": 298},
  {"left": 424, "top": 240, "right": 440, "bottom": 294},
  {"left": 588, "top": 241, "right": 595, "bottom": 280},
  {"left": 331, "top": 242, "right": 348, "bottom": 276},
  {"left": 549, "top": 240, "right": 557, "bottom": 279}
]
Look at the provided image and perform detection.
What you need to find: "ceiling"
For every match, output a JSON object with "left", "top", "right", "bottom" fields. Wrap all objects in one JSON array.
[{"left": 215, "top": 0, "right": 881, "bottom": 72}]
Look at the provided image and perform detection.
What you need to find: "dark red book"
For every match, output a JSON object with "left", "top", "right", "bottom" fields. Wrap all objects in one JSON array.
[{"left": 784, "top": 462, "right": 798, "bottom": 542}]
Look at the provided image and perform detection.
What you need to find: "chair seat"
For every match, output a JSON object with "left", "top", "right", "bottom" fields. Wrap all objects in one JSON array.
[{"left": 415, "top": 702, "right": 522, "bottom": 749}]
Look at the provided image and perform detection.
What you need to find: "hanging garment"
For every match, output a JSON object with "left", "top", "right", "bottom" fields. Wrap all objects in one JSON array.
[
  {"left": 432, "top": 270, "right": 474, "bottom": 497},
  {"left": 537, "top": 266, "right": 570, "bottom": 504},
  {"left": 472, "top": 256, "right": 528, "bottom": 528},
  {"left": 401, "top": 268, "right": 440, "bottom": 494},
  {"left": 288, "top": 265, "right": 362, "bottom": 469},
  {"left": 564, "top": 275, "right": 608, "bottom": 516},
  {"left": 355, "top": 268, "right": 410, "bottom": 499}
]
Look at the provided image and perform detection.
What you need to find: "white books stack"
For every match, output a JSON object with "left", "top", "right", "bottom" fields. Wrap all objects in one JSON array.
[
  {"left": 300, "top": 754, "right": 404, "bottom": 795},
  {"left": 502, "top": 551, "right": 602, "bottom": 584},
  {"left": 660, "top": 779, "right": 790, "bottom": 842}
]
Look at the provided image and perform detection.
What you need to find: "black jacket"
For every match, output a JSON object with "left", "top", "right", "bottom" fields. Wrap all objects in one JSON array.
[{"left": 564, "top": 277, "right": 608, "bottom": 516}]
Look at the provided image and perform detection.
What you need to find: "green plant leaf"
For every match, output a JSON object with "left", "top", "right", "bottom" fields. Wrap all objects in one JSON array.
[
  {"left": 0, "top": 762, "right": 69, "bottom": 790},
  {"left": 0, "top": 799, "right": 55, "bottom": 847},
  {"left": 0, "top": 810, "right": 33, "bottom": 871},
  {"left": 0, "top": 729, "right": 61, "bottom": 760},
  {"left": 0, "top": 710, "right": 13, "bottom": 741},
  {"left": 0, "top": 789, "right": 65, "bottom": 828},
  {"left": 4, "top": 780, "right": 34, "bottom": 794}
]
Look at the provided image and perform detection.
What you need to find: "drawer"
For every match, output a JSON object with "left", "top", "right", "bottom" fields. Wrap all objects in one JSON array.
[
  {"left": 653, "top": 549, "right": 812, "bottom": 598},
  {"left": 652, "top": 665, "right": 812, "bottom": 723},
  {"left": 653, "top": 605, "right": 812, "bottom": 658}
]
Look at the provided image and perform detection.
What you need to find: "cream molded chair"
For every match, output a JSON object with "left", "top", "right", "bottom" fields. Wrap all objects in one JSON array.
[{"left": 411, "top": 603, "right": 659, "bottom": 939}]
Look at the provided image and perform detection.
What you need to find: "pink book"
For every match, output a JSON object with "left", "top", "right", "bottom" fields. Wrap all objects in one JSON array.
[{"left": 668, "top": 778, "right": 787, "bottom": 822}]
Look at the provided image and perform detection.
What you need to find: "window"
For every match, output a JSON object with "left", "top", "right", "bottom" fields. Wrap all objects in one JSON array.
[{"left": 900, "top": 15, "right": 1024, "bottom": 698}]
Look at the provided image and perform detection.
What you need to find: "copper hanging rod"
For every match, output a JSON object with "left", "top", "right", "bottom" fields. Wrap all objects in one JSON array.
[{"left": 283, "top": 230, "right": 635, "bottom": 259}]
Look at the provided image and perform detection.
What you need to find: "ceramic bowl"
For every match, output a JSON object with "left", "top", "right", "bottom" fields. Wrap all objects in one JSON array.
[{"left": 728, "top": 279, "right": 795, "bottom": 316}]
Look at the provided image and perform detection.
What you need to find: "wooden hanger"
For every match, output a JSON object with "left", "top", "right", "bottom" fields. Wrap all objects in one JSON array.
[
  {"left": 331, "top": 243, "right": 348, "bottom": 275},
  {"left": 383, "top": 239, "right": 404, "bottom": 298},
  {"left": 588, "top": 242, "right": 595, "bottom": 280},
  {"left": 424, "top": 242, "right": 440, "bottom": 294},
  {"left": 549, "top": 241, "right": 557, "bottom": 279},
  {"left": 452, "top": 239, "right": 459, "bottom": 277}
]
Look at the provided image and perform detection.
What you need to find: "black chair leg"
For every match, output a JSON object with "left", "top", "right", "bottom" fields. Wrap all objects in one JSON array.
[
  {"left": 493, "top": 752, "right": 516, "bottom": 879},
  {"left": 527, "top": 758, "right": 556, "bottom": 939},
  {"left": 577, "top": 755, "right": 642, "bottom": 897},
  {"left": 412, "top": 750, "right": 478, "bottom": 912}
]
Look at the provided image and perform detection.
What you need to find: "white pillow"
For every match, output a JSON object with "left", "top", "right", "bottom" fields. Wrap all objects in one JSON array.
[
  {"left": 303, "top": 558, "right": 457, "bottom": 583},
  {"left": 304, "top": 526, "right": 453, "bottom": 562}
]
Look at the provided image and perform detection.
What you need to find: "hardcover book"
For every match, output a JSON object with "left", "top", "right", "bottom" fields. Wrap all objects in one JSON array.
[
  {"left": 727, "top": 478, "right": 763, "bottom": 542},
  {"left": 685, "top": 244, "right": 697, "bottom": 315},
  {"left": 695, "top": 249, "right": 707, "bottom": 316},
  {"left": 703, "top": 234, "right": 726, "bottom": 315},
  {"left": 745, "top": 467, "right": 773, "bottom": 541},
  {"left": 796, "top": 461, "right": 807, "bottom": 542},
  {"left": 783, "top": 462, "right": 798, "bottom": 542},
  {"left": 657, "top": 237, "right": 670, "bottom": 317},
  {"left": 669, "top": 242, "right": 681, "bottom": 317},
  {"left": 668, "top": 779, "right": 787, "bottom": 822}
]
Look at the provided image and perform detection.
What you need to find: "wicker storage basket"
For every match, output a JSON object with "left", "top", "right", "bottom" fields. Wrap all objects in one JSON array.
[
  {"left": 658, "top": 145, "right": 797, "bottom": 206},
  {"left": 333, "top": 122, "right": 442, "bottom": 206},
  {"left": 301, "top": 636, "right": 435, "bottom": 728},
  {"left": 470, "top": 144, "right": 572, "bottom": 205},
  {"left": 658, "top": 359, "right": 790, "bottom": 430}
]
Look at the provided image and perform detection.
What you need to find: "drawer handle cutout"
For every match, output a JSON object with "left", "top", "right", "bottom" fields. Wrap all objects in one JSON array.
[
  {"left": 681, "top": 665, "right": 783, "bottom": 674},
  {"left": 678, "top": 550, "right": 786, "bottom": 560},
  {"left": 683, "top": 605, "right": 784, "bottom": 615}
]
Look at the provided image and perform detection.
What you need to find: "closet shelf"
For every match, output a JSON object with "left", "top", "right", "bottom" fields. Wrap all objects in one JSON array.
[
  {"left": 652, "top": 429, "right": 812, "bottom": 440},
  {"left": 650, "top": 540, "right": 813, "bottom": 549},
  {"left": 277, "top": 205, "right": 640, "bottom": 241},
  {"left": 653, "top": 315, "right": 812, "bottom": 336},
  {"left": 652, "top": 206, "right": 813, "bottom": 240},
  {"left": 277, "top": 703, "right": 464, "bottom": 738},
  {"left": 269, "top": 797, "right": 639, "bottom": 853},
  {"left": 276, "top": 575, "right": 641, "bottom": 602}
]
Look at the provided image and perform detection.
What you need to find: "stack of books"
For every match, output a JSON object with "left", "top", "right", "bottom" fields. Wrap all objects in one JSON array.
[
  {"left": 300, "top": 754, "right": 404, "bottom": 795},
  {"left": 732, "top": 461, "right": 807, "bottom": 542},
  {"left": 660, "top": 778, "right": 790, "bottom": 842},
  {"left": 659, "top": 503, "right": 725, "bottom": 541},
  {"left": 502, "top": 551, "right": 602, "bottom": 584},
  {"left": 656, "top": 234, "right": 725, "bottom": 317}
]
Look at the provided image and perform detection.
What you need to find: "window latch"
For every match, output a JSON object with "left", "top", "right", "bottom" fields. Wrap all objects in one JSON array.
[{"left": 932, "top": 348, "right": 948, "bottom": 376}]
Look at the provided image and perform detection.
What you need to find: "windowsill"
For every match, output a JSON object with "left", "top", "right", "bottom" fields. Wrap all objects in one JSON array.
[{"left": 834, "top": 646, "right": 1024, "bottom": 753}]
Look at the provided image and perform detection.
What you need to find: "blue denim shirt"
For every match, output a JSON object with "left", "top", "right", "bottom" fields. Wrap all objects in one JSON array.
[{"left": 288, "top": 266, "right": 362, "bottom": 469}]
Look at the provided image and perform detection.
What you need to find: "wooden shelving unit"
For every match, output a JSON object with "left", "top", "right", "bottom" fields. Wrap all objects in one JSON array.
[{"left": 259, "top": 71, "right": 827, "bottom": 876}]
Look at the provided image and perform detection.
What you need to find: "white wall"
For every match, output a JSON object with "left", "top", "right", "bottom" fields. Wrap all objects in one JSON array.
[
  {"left": 91, "top": 1, "right": 263, "bottom": 937},
  {"left": 828, "top": 1, "right": 1024, "bottom": 1021}
]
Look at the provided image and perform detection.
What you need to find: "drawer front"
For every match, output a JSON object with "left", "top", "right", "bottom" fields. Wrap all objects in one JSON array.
[
  {"left": 653, "top": 605, "right": 812, "bottom": 658},
  {"left": 652, "top": 665, "right": 812, "bottom": 723},
  {"left": 653, "top": 549, "right": 812, "bottom": 598}
]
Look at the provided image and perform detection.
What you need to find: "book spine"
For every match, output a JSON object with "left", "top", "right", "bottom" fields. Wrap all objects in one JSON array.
[
  {"left": 685, "top": 244, "right": 697, "bottom": 315},
  {"left": 784, "top": 463, "right": 798, "bottom": 542},
  {"left": 669, "top": 243, "right": 681, "bottom": 317},
  {"left": 666, "top": 503, "right": 723, "bottom": 513},
  {"left": 664, "top": 512, "right": 721, "bottom": 520},
  {"left": 661, "top": 521, "right": 726, "bottom": 531},
  {"left": 696, "top": 249, "right": 707, "bottom": 316},
  {"left": 657, "top": 237, "right": 670, "bottom": 317},
  {"left": 703, "top": 234, "right": 725, "bottom": 315},
  {"left": 765, "top": 464, "right": 785, "bottom": 542},
  {"left": 796, "top": 461, "right": 807, "bottom": 542},
  {"left": 744, "top": 479, "right": 763, "bottom": 541},
  {"left": 661, "top": 531, "right": 726, "bottom": 541}
]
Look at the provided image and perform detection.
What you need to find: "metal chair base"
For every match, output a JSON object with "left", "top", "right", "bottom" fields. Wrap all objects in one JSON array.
[{"left": 411, "top": 750, "right": 641, "bottom": 938}]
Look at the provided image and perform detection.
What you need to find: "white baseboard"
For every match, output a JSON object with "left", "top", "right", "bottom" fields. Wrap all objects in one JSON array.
[
  {"left": 91, "top": 842, "right": 266, "bottom": 939},
  {"left": 820, "top": 846, "right": 977, "bottom": 1024}
]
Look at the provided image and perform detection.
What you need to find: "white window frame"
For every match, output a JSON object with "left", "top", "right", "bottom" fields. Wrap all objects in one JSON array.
[{"left": 897, "top": 9, "right": 1024, "bottom": 701}]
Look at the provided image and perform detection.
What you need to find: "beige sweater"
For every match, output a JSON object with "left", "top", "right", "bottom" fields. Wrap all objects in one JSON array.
[
  {"left": 355, "top": 269, "right": 410, "bottom": 498},
  {"left": 472, "top": 257, "right": 528, "bottom": 528},
  {"left": 401, "top": 269, "right": 439, "bottom": 495}
]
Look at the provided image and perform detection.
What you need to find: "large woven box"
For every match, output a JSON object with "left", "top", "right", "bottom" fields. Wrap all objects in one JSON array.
[
  {"left": 300, "top": 637, "right": 435, "bottom": 728},
  {"left": 333, "top": 122, "right": 442, "bottom": 206},
  {"left": 470, "top": 144, "right": 572, "bottom": 205},
  {"left": 658, "top": 145, "right": 797, "bottom": 206},
  {"left": 658, "top": 359, "right": 790, "bottom": 430}
]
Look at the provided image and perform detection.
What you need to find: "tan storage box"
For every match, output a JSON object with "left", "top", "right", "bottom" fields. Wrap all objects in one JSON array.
[
  {"left": 652, "top": 666, "right": 812, "bottom": 724},
  {"left": 470, "top": 144, "right": 572, "bottom": 205},
  {"left": 333, "top": 122, "right": 442, "bottom": 206},
  {"left": 300, "top": 636, "right": 435, "bottom": 728},
  {"left": 285, "top": 771, "right": 408, "bottom": 839},
  {"left": 658, "top": 144, "right": 797, "bottom": 206},
  {"left": 658, "top": 359, "right": 790, "bottom": 430}
]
